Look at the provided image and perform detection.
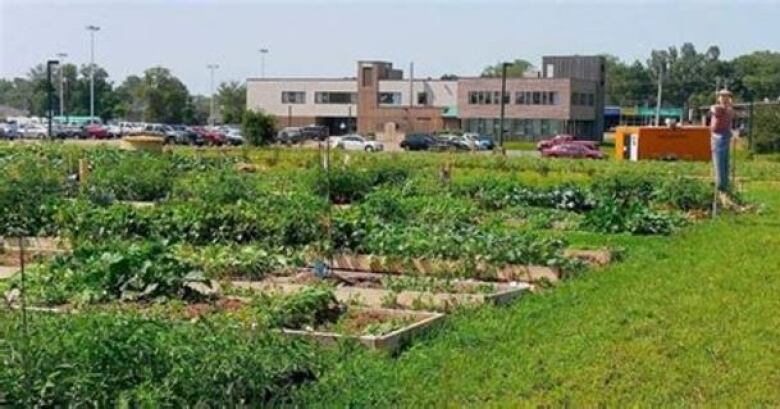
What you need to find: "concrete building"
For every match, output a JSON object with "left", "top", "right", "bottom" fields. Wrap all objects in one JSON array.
[{"left": 246, "top": 55, "right": 605, "bottom": 140}]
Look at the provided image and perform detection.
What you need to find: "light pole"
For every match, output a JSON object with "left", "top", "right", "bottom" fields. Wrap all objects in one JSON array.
[
  {"left": 56, "top": 52, "right": 67, "bottom": 117},
  {"left": 207, "top": 64, "right": 219, "bottom": 126},
  {"left": 86, "top": 25, "right": 100, "bottom": 123},
  {"left": 654, "top": 61, "right": 669, "bottom": 127},
  {"left": 499, "top": 62, "right": 510, "bottom": 148},
  {"left": 259, "top": 48, "right": 268, "bottom": 78},
  {"left": 47, "top": 60, "right": 60, "bottom": 140}
]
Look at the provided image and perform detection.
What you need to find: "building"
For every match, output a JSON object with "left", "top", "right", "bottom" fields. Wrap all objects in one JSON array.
[{"left": 246, "top": 55, "right": 605, "bottom": 141}]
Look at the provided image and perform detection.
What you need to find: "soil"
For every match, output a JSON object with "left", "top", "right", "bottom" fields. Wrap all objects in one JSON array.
[
  {"left": 181, "top": 298, "right": 246, "bottom": 319},
  {"left": 321, "top": 309, "right": 416, "bottom": 336}
]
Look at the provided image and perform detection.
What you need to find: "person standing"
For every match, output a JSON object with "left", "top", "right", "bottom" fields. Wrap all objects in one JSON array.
[{"left": 710, "top": 89, "right": 735, "bottom": 202}]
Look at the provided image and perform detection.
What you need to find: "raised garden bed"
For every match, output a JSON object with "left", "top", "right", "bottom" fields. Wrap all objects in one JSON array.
[
  {"left": 232, "top": 270, "right": 531, "bottom": 311},
  {"left": 281, "top": 307, "right": 444, "bottom": 353},
  {"left": 563, "top": 249, "right": 613, "bottom": 266},
  {"left": 322, "top": 254, "right": 562, "bottom": 283}
]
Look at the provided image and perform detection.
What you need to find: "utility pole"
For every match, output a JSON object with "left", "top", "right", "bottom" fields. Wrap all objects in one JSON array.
[
  {"left": 499, "top": 62, "right": 510, "bottom": 147},
  {"left": 207, "top": 64, "right": 219, "bottom": 126},
  {"left": 56, "top": 52, "right": 67, "bottom": 117},
  {"left": 408, "top": 62, "right": 414, "bottom": 133},
  {"left": 47, "top": 60, "right": 59, "bottom": 140},
  {"left": 259, "top": 48, "right": 269, "bottom": 78},
  {"left": 86, "top": 25, "right": 100, "bottom": 123},
  {"left": 654, "top": 64, "right": 664, "bottom": 126}
]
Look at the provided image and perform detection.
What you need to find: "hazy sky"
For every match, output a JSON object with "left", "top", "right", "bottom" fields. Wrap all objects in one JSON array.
[{"left": 1, "top": 0, "right": 779, "bottom": 95}]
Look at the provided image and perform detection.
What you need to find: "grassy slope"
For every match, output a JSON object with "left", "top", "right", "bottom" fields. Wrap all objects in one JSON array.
[{"left": 293, "top": 182, "right": 780, "bottom": 407}]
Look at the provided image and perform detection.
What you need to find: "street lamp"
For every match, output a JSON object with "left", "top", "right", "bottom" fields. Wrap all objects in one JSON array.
[
  {"left": 259, "top": 48, "right": 269, "bottom": 78},
  {"left": 86, "top": 25, "right": 100, "bottom": 123},
  {"left": 46, "top": 60, "right": 60, "bottom": 139},
  {"left": 55, "top": 52, "right": 67, "bottom": 117},
  {"left": 498, "top": 62, "right": 511, "bottom": 149},
  {"left": 207, "top": 64, "right": 220, "bottom": 126}
]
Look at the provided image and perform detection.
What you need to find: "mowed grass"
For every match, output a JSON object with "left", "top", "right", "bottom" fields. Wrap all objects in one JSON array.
[{"left": 292, "top": 182, "right": 780, "bottom": 407}]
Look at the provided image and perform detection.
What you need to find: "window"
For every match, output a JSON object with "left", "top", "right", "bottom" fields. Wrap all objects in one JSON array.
[
  {"left": 532, "top": 92, "right": 541, "bottom": 105},
  {"left": 550, "top": 92, "right": 560, "bottom": 105},
  {"left": 315, "top": 92, "right": 356, "bottom": 104},
  {"left": 484, "top": 92, "right": 493, "bottom": 105},
  {"left": 417, "top": 92, "right": 428, "bottom": 105},
  {"left": 469, "top": 92, "right": 478, "bottom": 104},
  {"left": 588, "top": 93, "right": 595, "bottom": 106},
  {"left": 281, "top": 91, "right": 305, "bottom": 104},
  {"left": 515, "top": 92, "right": 526, "bottom": 105},
  {"left": 378, "top": 92, "right": 402, "bottom": 105},
  {"left": 542, "top": 92, "right": 549, "bottom": 105},
  {"left": 546, "top": 63, "right": 555, "bottom": 78}
]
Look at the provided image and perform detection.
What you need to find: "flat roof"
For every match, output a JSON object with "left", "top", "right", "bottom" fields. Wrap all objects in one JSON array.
[{"left": 247, "top": 77, "right": 355, "bottom": 82}]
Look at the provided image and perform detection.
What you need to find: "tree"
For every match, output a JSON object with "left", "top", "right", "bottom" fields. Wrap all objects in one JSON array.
[
  {"left": 241, "top": 109, "right": 276, "bottom": 146},
  {"left": 113, "top": 75, "right": 145, "bottom": 121},
  {"left": 140, "top": 67, "right": 191, "bottom": 124},
  {"left": 69, "top": 64, "right": 116, "bottom": 120},
  {"left": 732, "top": 51, "right": 780, "bottom": 101},
  {"left": 603, "top": 55, "right": 653, "bottom": 106},
  {"left": 481, "top": 59, "right": 534, "bottom": 78},
  {"left": 216, "top": 81, "right": 246, "bottom": 125}
]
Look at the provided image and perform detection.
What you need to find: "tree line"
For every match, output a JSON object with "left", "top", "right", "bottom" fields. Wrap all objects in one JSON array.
[{"left": 0, "top": 64, "right": 247, "bottom": 125}]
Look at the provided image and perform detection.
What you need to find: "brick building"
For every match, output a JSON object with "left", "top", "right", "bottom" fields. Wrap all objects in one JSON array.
[{"left": 246, "top": 55, "right": 605, "bottom": 140}]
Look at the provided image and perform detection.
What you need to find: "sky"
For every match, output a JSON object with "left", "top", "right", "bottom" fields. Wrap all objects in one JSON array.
[{"left": 1, "top": 0, "right": 779, "bottom": 95}]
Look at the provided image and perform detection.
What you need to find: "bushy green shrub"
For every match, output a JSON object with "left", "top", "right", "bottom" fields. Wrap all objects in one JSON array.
[
  {"left": 0, "top": 159, "right": 66, "bottom": 236},
  {"left": 0, "top": 310, "right": 321, "bottom": 406},
  {"left": 171, "top": 168, "right": 263, "bottom": 203},
  {"left": 85, "top": 152, "right": 174, "bottom": 201}
]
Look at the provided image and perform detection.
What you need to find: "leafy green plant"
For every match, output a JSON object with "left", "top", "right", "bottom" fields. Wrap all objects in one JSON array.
[{"left": 15, "top": 240, "right": 210, "bottom": 305}]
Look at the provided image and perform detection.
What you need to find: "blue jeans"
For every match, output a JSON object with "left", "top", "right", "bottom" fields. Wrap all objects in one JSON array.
[{"left": 711, "top": 130, "right": 732, "bottom": 192}]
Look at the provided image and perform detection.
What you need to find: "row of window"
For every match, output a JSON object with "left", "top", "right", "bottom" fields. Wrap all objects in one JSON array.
[
  {"left": 467, "top": 91, "right": 595, "bottom": 106},
  {"left": 281, "top": 91, "right": 357, "bottom": 104},
  {"left": 377, "top": 92, "right": 430, "bottom": 105},
  {"left": 463, "top": 118, "right": 595, "bottom": 139},
  {"left": 572, "top": 92, "right": 595, "bottom": 106}
]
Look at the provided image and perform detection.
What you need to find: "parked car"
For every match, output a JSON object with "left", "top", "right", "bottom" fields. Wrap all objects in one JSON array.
[
  {"left": 541, "top": 143, "right": 605, "bottom": 159},
  {"left": 400, "top": 133, "right": 451, "bottom": 151},
  {"left": 276, "top": 127, "right": 305, "bottom": 145},
  {"left": 20, "top": 124, "right": 48, "bottom": 139},
  {"left": 176, "top": 125, "right": 204, "bottom": 145},
  {"left": 331, "top": 134, "right": 383, "bottom": 152},
  {"left": 143, "top": 124, "right": 168, "bottom": 136},
  {"left": 203, "top": 128, "right": 226, "bottom": 146},
  {"left": 440, "top": 134, "right": 476, "bottom": 150},
  {"left": 105, "top": 123, "right": 131, "bottom": 138},
  {"left": 476, "top": 135, "right": 495, "bottom": 150},
  {"left": 536, "top": 134, "right": 598, "bottom": 151},
  {"left": 301, "top": 125, "right": 329, "bottom": 141},
  {"left": 1, "top": 122, "right": 21, "bottom": 140},
  {"left": 225, "top": 128, "right": 244, "bottom": 145},
  {"left": 83, "top": 124, "right": 110, "bottom": 139}
]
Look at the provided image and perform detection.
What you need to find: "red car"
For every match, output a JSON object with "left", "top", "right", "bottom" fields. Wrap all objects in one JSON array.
[
  {"left": 541, "top": 143, "right": 605, "bottom": 159},
  {"left": 203, "top": 128, "right": 226, "bottom": 146},
  {"left": 537, "top": 134, "right": 598, "bottom": 151},
  {"left": 82, "top": 124, "right": 110, "bottom": 139}
]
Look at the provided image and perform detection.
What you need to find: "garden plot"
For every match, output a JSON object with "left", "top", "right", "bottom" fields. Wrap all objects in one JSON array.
[
  {"left": 232, "top": 269, "right": 532, "bottom": 311},
  {"left": 323, "top": 253, "right": 563, "bottom": 283},
  {"left": 281, "top": 307, "right": 445, "bottom": 353}
]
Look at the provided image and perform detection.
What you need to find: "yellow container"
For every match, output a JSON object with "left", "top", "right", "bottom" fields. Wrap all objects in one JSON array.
[{"left": 120, "top": 135, "right": 166, "bottom": 153}]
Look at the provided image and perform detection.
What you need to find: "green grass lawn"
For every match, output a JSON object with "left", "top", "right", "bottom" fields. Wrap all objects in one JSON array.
[{"left": 291, "top": 181, "right": 780, "bottom": 406}]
